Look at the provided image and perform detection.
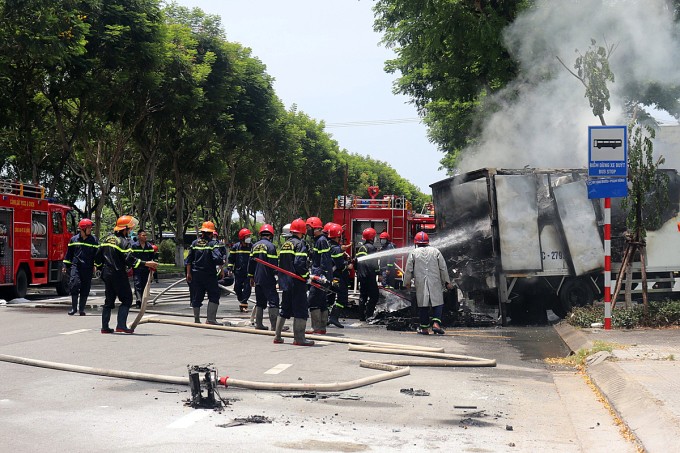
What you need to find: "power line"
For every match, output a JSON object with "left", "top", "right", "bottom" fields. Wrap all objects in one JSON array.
[{"left": 324, "top": 118, "right": 422, "bottom": 128}]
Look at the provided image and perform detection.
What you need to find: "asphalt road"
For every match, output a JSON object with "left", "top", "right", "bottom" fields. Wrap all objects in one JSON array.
[{"left": 0, "top": 282, "right": 637, "bottom": 452}]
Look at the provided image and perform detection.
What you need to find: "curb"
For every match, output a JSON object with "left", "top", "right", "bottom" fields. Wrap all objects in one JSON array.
[{"left": 554, "top": 323, "right": 680, "bottom": 453}]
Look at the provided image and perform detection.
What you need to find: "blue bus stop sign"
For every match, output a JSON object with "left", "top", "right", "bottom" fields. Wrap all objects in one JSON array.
[{"left": 588, "top": 125, "right": 628, "bottom": 177}]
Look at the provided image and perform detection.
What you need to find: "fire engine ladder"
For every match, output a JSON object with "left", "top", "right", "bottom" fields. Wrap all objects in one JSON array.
[{"left": 391, "top": 196, "right": 407, "bottom": 241}]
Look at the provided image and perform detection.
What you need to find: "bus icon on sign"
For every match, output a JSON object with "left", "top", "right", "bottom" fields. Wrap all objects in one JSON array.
[{"left": 594, "top": 138, "right": 622, "bottom": 149}]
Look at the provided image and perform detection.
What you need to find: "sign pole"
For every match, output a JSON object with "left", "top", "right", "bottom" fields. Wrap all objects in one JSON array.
[{"left": 603, "top": 197, "right": 612, "bottom": 330}]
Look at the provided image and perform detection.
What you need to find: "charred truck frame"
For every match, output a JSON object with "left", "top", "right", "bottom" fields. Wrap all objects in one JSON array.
[{"left": 431, "top": 168, "right": 680, "bottom": 324}]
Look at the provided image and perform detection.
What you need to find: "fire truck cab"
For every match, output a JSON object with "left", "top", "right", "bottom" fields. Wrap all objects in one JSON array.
[
  {"left": 332, "top": 186, "right": 435, "bottom": 284},
  {"left": 0, "top": 180, "right": 73, "bottom": 299}
]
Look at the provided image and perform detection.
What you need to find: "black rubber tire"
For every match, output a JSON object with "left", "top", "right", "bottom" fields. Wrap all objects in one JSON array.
[
  {"left": 11, "top": 268, "right": 28, "bottom": 299},
  {"left": 555, "top": 278, "right": 594, "bottom": 318}
]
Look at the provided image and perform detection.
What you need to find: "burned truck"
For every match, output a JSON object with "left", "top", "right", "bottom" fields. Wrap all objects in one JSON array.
[{"left": 430, "top": 168, "right": 680, "bottom": 324}]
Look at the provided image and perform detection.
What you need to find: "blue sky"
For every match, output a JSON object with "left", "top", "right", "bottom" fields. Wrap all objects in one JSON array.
[{"left": 172, "top": 0, "right": 448, "bottom": 195}]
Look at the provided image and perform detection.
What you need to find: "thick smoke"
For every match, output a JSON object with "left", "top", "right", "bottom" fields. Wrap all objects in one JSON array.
[{"left": 457, "top": 0, "right": 680, "bottom": 172}]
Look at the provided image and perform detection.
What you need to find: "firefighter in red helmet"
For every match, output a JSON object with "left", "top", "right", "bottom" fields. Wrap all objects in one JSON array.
[
  {"left": 355, "top": 227, "right": 380, "bottom": 321},
  {"left": 379, "top": 231, "right": 397, "bottom": 288},
  {"left": 248, "top": 224, "right": 280, "bottom": 331},
  {"left": 186, "top": 221, "right": 226, "bottom": 325},
  {"left": 94, "top": 215, "right": 157, "bottom": 334},
  {"left": 228, "top": 228, "right": 253, "bottom": 312},
  {"left": 326, "top": 223, "right": 350, "bottom": 328},
  {"left": 403, "top": 231, "right": 453, "bottom": 335},
  {"left": 306, "top": 216, "right": 333, "bottom": 334},
  {"left": 274, "top": 218, "right": 314, "bottom": 346},
  {"left": 63, "top": 218, "right": 99, "bottom": 316}
]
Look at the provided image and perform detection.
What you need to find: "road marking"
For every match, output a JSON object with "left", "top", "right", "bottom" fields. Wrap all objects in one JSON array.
[
  {"left": 60, "top": 329, "right": 91, "bottom": 335},
  {"left": 167, "top": 410, "right": 209, "bottom": 429},
  {"left": 265, "top": 363, "right": 292, "bottom": 375}
]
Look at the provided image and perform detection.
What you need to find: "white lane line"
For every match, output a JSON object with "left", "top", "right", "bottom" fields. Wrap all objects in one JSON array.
[
  {"left": 264, "top": 363, "right": 293, "bottom": 375},
  {"left": 167, "top": 410, "right": 209, "bottom": 429},
  {"left": 60, "top": 329, "right": 91, "bottom": 335}
]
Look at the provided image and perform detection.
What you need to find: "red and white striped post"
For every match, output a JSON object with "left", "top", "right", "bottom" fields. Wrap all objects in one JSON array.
[{"left": 603, "top": 197, "right": 612, "bottom": 330}]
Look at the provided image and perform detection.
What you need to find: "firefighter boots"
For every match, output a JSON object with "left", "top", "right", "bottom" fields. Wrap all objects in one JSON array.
[
  {"left": 268, "top": 307, "right": 279, "bottom": 331},
  {"left": 273, "top": 316, "right": 287, "bottom": 344},
  {"left": 254, "top": 307, "right": 268, "bottom": 330},
  {"left": 306, "top": 309, "right": 325, "bottom": 334},
  {"left": 320, "top": 309, "right": 329, "bottom": 333},
  {"left": 328, "top": 305, "right": 344, "bottom": 328},
  {"left": 293, "top": 318, "right": 314, "bottom": 346},
  {"left": 116, "top": 305, "right": 132, "bottom": 332},
  {"left": 206, "top": 302, "right": 219, "bottom": 325},
  {"left": 193, "top": 306, "right": 201, "bottom": 323}
]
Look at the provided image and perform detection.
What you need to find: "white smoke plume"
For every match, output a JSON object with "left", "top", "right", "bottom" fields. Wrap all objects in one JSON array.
[{"left": 457, "top": 0, "right": 680, "bottom": 172}]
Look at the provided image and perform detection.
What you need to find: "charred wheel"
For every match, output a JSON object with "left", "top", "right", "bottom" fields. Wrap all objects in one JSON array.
[{"left": 555, "top": 278, "right": 594, "bottom": 318}]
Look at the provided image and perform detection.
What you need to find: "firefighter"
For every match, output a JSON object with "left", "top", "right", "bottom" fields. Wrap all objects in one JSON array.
[
  {"left": 274, "top": 218, "right": 314, "bottom": 346},
  {"left": 403, "top": 231, "right": 453, "bottom": 335},
  {"left": 186, "top": 221, "right": 226, "bottom": 325},
  {"left": 95, "top": 215, "right": 158, "bottom": 334},
  {"left": 63, "top": 218, "right": 99, "bottom": 316},
  {"left": 356, "top": 227, "right": 380, "bottom": 321},
  {"left": 379, "top": 231, "right": 397, "bottom": 288},
  {"left": 247, "top": 224, "right": 279, "bottom": 330},
  {"left": 131, "top": 229, "right": 155, "bottom": 308},
  {"left": 306, "top": 216, "right": 333, "bottom": 334},
  {"left": 227, "top": 228, "right": 253, "bottom": 312},
  {"left": 327, "top": 223, "right": 350, "bottom": 328}
]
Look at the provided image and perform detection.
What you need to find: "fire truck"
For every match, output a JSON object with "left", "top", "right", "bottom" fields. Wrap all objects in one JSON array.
[
  {"left": 332, "top": 185, "right": 435, "bottom": 283},
  {"left": 0, "top": 180, "right": 74, "bottom": 299}
]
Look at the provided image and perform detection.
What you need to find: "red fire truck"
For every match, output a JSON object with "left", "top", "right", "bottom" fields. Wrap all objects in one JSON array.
[
  {"left": 332, "top": 186, "right": 435, "bottom": 283},
  {"left": 0, "top": 180, "right": 74, "bottom": 299}
]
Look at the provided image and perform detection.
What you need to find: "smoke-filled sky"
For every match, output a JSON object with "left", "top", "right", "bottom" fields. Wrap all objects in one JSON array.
[{"left": 458, "top": 0, "right": 680, "bottom": 172}]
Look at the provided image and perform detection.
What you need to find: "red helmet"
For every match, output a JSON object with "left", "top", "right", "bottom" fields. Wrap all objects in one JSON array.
[
  {"left": 78, "top": 218, "right": 94, "bottom": 229},
  {"left": 152, "top": 244, "right": 159, "bottom": 252},
  {"left": 306, "top": 216, "right": 323, "bottom": 229},
  {"left": 362, "top": 227, "right": 377, "bottom": 241},
  {"left": 200, "top": 221, "right": 216, "bottom": 233},
  {"left": 379, "top": 231, "right": 390, "bottom": 240},
  {"left": 238, "top": 228, "right": 252, "bottom": 241},
  {"left": 327, "top": 223, "right": 343, "bottom": 239},
  {"left": 323, "top": 222, "right": 334, "bottom": 233},
  {"left": 289, "top": 218, "right": 307, "bottom": 234},
  {"left": 259, "top": 224, "right": 274, "bottom": 235},
  {"left": 414, "top": 231, "right": 429, "bottom": 245}
]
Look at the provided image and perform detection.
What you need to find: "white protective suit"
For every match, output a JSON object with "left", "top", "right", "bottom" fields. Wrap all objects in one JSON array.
[{"left": 403, "top": 246, "right": 451, "bottom": 308}]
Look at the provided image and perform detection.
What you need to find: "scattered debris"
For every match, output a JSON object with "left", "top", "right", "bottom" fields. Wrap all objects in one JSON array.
[
  {"left": 454, "top": 405, "right": 478, "bottom": 409},
  {"left": 158, "top": 388, "right": 181, "bottom": 394},
  {"left": 218, "top": 415, "right": 272, "bottom": 428},
  {"left": 400, "top": 388, "right": 430, "bottom": 397},
  {"left": 280, "top": 392, "right": 362, "bottom": 401},
  {"left": 506, "top": 425, "right": 513, "bottom": 431},
  {"left": 185, "top": 364, "right": 227, "bottom": 411}
]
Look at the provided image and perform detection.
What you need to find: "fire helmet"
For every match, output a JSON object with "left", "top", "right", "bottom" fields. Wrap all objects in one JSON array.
[
  {"left": 200, "top": 221, "right": 216, "bottom": 233},
  {"left": 289, "top": 218, "right": 307, "bottom": 235},
  {"left": 238, "top": 228, "right": 252, "bottom": 241},
  {"left": 362, "top": 227, "right": 377, "bottom": 241},
  {"left": 78, "top": 218, "right": 94, "bottom": 229},
  {"left": 327, "top": 223, "right": 343, "bottom": 239},
  {"left": 114, "top": 215, "right": 139, "bottom": 232},
  {"left": 306, "top": 216, "right": 323, "bottom": 229},
  {"left": 282, "top": 223, "right": 292, "bottom": 238},
  {"left": 259, "top": 224, "right": 274, "bottom": 236},
  {"left": 379, "top": 231, "right": 390, "bottom": 240},
  {"left": 414, "top": 231, "right": 429, "bottom": 245}
]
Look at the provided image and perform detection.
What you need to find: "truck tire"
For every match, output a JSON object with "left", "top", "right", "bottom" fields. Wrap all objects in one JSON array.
[
  {"left": 11, "top": 269, "right": 28, "bottom": 299},
  {"left": 555, "top": 278, "right": 594, "bottom": 318}
]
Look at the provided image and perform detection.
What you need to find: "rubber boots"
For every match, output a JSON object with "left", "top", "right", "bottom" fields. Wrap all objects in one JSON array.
[
  {"left": 319, "top": 309, "right": 329, "bottom": 334},
  {"left": 293, "top": 318, "right": 314, "bottom": 346},
  {"left": 254, "top": 307, "right": 268, "bottom": 330},
  {"left": 328, "top": 305, "right": 344, "bottom": 328},
  {"left": 101, "top": 306, "right": 113, "bottom": 333},
  {"left": 193, "top": 306, "right": 201, "bottom": 323},
  {"left": 273, "top": 316, "right": 287, "bottom": 344},
  {"left": 115, "top": 304, "right": 133, "bottom": 333},
  {"left": 306, "top": 309, "right": 323, "bottom": 334},
  {"left": 206, "top": 302, "right": 219, "bottom": 325},
  {"left": 268, "top": 307, "right": 279, "bottom": 331}
]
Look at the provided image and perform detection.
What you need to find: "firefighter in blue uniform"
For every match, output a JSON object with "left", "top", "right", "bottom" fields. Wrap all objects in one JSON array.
[
  {"left": 273, "top": 218, "right": 314, "bottom": 346},
  {"left": 356, "top": 227, "right": 380, "bottom": 321},
  {"left": 95, "top": 215, "right": 157, "bottom": 334},
  {"left": 227, "top": 228, "right": 252, "bottom": 312},
  {"left": 131, "top": 229, "right": 155, "bottom": 308},
  {"left": 247, "top": 224, "right": 279, "bottom": 331},
  {"left": 186, "top": 221, "right": 225, "bottom": 325},
  {"left": 326, "top": 223, "right": 350, "bottom": 328},
  {"left": 379, "top": 231, "right": 397, "bottom": 288},
  {"left": 306, "top": 216, "right": 333, "bottom": 334},
  {"left": 63, "top": 218, "right": 99, "bottom": 316}
]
